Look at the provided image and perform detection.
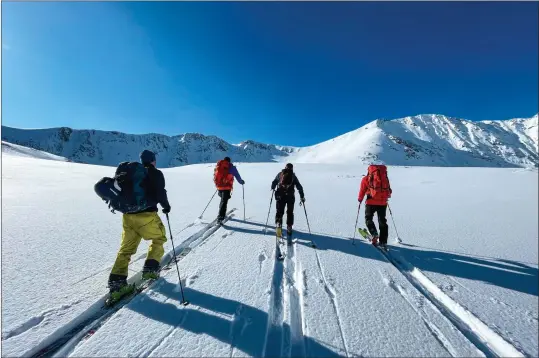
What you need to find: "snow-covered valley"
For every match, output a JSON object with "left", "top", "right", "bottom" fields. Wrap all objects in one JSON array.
[{"left": 1, "top": 144, "right": 537, "bottom": 357}]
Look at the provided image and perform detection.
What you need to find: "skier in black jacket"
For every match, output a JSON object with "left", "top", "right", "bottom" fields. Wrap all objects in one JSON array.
[
  {"left": 271, "top": 163, "right": 305, "bottom": 242},
  {"left": 107, "top": 150, "right": 171, "bottom": 303}
]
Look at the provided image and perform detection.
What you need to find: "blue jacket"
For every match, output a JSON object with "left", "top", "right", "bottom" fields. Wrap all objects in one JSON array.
[{"left": 229, "top": 164, "right": 245, "bottom": 185}]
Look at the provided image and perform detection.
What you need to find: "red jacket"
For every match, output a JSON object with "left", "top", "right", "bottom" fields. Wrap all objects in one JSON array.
[{"left": 358, "top": 175, "right": 391, "bottom": 206}]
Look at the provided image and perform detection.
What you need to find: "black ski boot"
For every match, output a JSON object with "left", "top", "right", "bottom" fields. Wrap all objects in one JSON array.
[
  {"left": 107, "top": 274, "right": 134, "bottom": 306},
  {"left": 142, "top": 259, "right": 160, "bottom": 280}
]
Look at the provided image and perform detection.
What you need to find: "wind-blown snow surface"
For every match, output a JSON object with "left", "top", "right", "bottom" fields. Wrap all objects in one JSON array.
[
  {"left": 2, "top": 113, "right": 538, "bottom": 168},
  {"left": 1, "top": 152, "right": 538, "bottom": 357}
]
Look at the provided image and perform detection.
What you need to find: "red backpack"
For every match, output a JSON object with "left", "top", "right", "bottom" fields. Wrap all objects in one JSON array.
[
  {"left": 366, "top": 165, "right": 391, "bottom": 201},
  {"left": 214, "top": 160, "right": 233, "bottom": 189}
]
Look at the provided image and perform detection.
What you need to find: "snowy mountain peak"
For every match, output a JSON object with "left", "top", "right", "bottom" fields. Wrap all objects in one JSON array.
[{"left": 2, "top": 113, "right": 537, "bottom": 168}]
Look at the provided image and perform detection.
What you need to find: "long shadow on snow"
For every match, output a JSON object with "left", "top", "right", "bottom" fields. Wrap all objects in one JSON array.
[
  {"left": 129, "top": 280, "right": 342, "bottom": 357},
  {"left": 230, "top": 218, "right": 539, "bottom": 297},
  {"left": 393, "top": 244, "right": 539, "bottom": 297},
  {"left": 226, "top": 219, "right": 385, "bottom": 263}
]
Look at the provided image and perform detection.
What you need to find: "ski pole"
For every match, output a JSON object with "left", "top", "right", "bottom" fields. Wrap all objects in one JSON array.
[
  {"left": 300, "top": 201, "right": 316, "bottom": 248},
  {"left": 165, "top": 214, "right": 189, "bottom": 306},
  {"left": 387, "top": 203, "right": 402, "bottom": 243},
  {"left": 352, "top": 201, "right": 361, "bottom": 245},
  {"left": 264, "top": 190, "right": 274, "bottom": 234},
  {"left": 198, "top": 189, "right": 218, "bottom": 219},
  {"left": 242, "top": 185, "right": 246, "bottom": 221}
]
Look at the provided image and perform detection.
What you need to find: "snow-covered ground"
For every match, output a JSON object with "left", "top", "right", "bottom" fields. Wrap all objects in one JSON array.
[
  {"left": 1, "top": 148, "right": 538, "bottom": 357},
  {"left": 1, "top": 141, "right": 68, "bottom": 162}
]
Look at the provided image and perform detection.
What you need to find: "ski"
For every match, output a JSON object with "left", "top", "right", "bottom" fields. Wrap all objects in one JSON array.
[
  {"left": 35, "top": 209, "right": 236, "bottom": 358},
  {"left": 275, "top": 226, "right": 285, "bottom": 260},
  {"left": 105, "top": 209, "right": 236, "bottom": 308}
]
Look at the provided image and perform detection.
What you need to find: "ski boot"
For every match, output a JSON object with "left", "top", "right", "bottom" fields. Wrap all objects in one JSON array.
[
  {"left": 106, "top": 275, "right": 135, "bottom": 307},
  {"left": 379, "top": 242, "right": 389, "bottom": 252},
  {"left": 276, "top": 223, "right": 283, "bottom": 238},
  {"left": 286, "top": 225, "right": 293, "bottom": 246},
  {"left": 142, "top": 259, "right": 161, "bottom": 281},
  {"left": 371, "top": 236, "right": 379, "bottom": 246}
]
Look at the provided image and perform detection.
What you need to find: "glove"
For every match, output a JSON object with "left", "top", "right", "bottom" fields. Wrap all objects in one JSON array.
[
  {"left": 240, "top": 180, "right": 245, "bottom": 185},
  {"left": 301, "top": 197, "right": 306, "bottom": 203},
  {"left": 358, "top": 199, "right": 362, "bottom": 204},
  {"left": 162, "top": 206, "right": 171, "bottom": 214}
]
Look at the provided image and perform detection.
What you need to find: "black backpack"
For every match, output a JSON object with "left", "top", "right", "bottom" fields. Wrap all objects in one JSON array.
[
  {"left": 278, "top": 168, "right": 295, "bottom": 192},
  {"left": 94, "top": 161, "right": 151, "bottom": 214}
]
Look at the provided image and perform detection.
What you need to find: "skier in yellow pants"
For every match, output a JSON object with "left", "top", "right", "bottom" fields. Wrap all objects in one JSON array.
[
  {"left": 108, "top": 150, "right": 171, "bottom": 300},
  {"left": 110, "top": 212, "right": 167, "bottom": 277}
]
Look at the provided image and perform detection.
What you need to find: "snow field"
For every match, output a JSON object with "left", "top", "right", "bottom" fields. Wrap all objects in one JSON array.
[{"left": 1, "top": 150, "right": 537, "bottom": 357}]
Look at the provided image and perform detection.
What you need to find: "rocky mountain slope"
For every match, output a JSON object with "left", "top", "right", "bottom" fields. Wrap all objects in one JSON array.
[{"left": 2, "top": 113, "right": 537, "bottom": 168}]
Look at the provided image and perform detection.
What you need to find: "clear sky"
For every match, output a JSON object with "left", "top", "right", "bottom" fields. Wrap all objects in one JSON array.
[{"left": 2, "top": 1, "right": 538, "bottom": 146}]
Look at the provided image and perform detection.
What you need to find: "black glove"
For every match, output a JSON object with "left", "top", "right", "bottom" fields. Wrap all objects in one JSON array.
[
  {"left": 162, "top": 206, "right": 171, "bottom": 214},
  {"left": 300, "top": 197, "right": 306, "bottom": 203}
]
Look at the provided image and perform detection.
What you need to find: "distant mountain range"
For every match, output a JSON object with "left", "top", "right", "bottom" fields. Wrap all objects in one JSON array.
[{"left": 2, "top": 113, "right": 537, "bottom": 168}]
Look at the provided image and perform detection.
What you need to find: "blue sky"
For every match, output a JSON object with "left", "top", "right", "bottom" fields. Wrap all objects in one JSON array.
[{"left": 2, "top": 2, "right": 538, "bottom": 146}]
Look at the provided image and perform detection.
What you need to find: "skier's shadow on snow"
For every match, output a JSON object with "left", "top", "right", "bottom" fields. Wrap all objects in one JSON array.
[
  {"left": 394, "top": 244, "right": 539, "bottom": 297},
  {"left": 129, "top": 281, "right": 343, "bottom": 357},
  {"left": 229, "top": 219, "right": 538, "bottom": 297},
  {"left": 227, "top": 218, "right": 386, "bottom": 263}
]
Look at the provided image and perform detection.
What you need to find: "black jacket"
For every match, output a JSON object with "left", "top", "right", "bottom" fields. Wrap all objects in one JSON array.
[
  {"left": 139, "top": 164, "right": 171, "bottom": 213},
  {"left": 271, "top": 171, "right": 305, "bottom": 199}
]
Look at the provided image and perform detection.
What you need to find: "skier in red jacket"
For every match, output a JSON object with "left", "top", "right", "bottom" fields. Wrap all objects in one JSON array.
[{"left": 358, "top": 163, "right": 392, "bottom": 250}]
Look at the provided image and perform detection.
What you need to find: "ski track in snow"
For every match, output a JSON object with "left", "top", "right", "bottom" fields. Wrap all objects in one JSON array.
[
  {"left": 283, "top": 243, "right": 307, "bottom": 357},
  {"left": 34, "top": 210, "right": 237, "bottom": 358},
  {"left": 2, "top": 300, "right": 85, "bottom": 341},
  {"left": 262, "top": 237, "right": 286, "bottom": 357},
  {"left": 380, "top": 272, "right": 459, "bottom": 357},
  {"left": 312, "top": 245, "right": 350, "bottom": 357},
  {"left": 370, "top": 243, "right": 525, "bottom": 357},
  {"left": 262, "top": 235, "right": 309, "bottom": 358}
]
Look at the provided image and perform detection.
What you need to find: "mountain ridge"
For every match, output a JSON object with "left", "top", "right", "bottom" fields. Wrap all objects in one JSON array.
[{"left": 2, "top": 113, "right": 537, "bottom": 168}]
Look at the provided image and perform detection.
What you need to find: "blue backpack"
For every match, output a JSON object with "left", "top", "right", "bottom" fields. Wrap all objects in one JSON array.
[{"left": 94, "top": 162, "right": 151, "bottom": 214}]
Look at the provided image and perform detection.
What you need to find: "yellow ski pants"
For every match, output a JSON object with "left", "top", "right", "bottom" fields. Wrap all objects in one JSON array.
[{"left": 110, "top": 212, "right": 167, "bottom": 277}]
